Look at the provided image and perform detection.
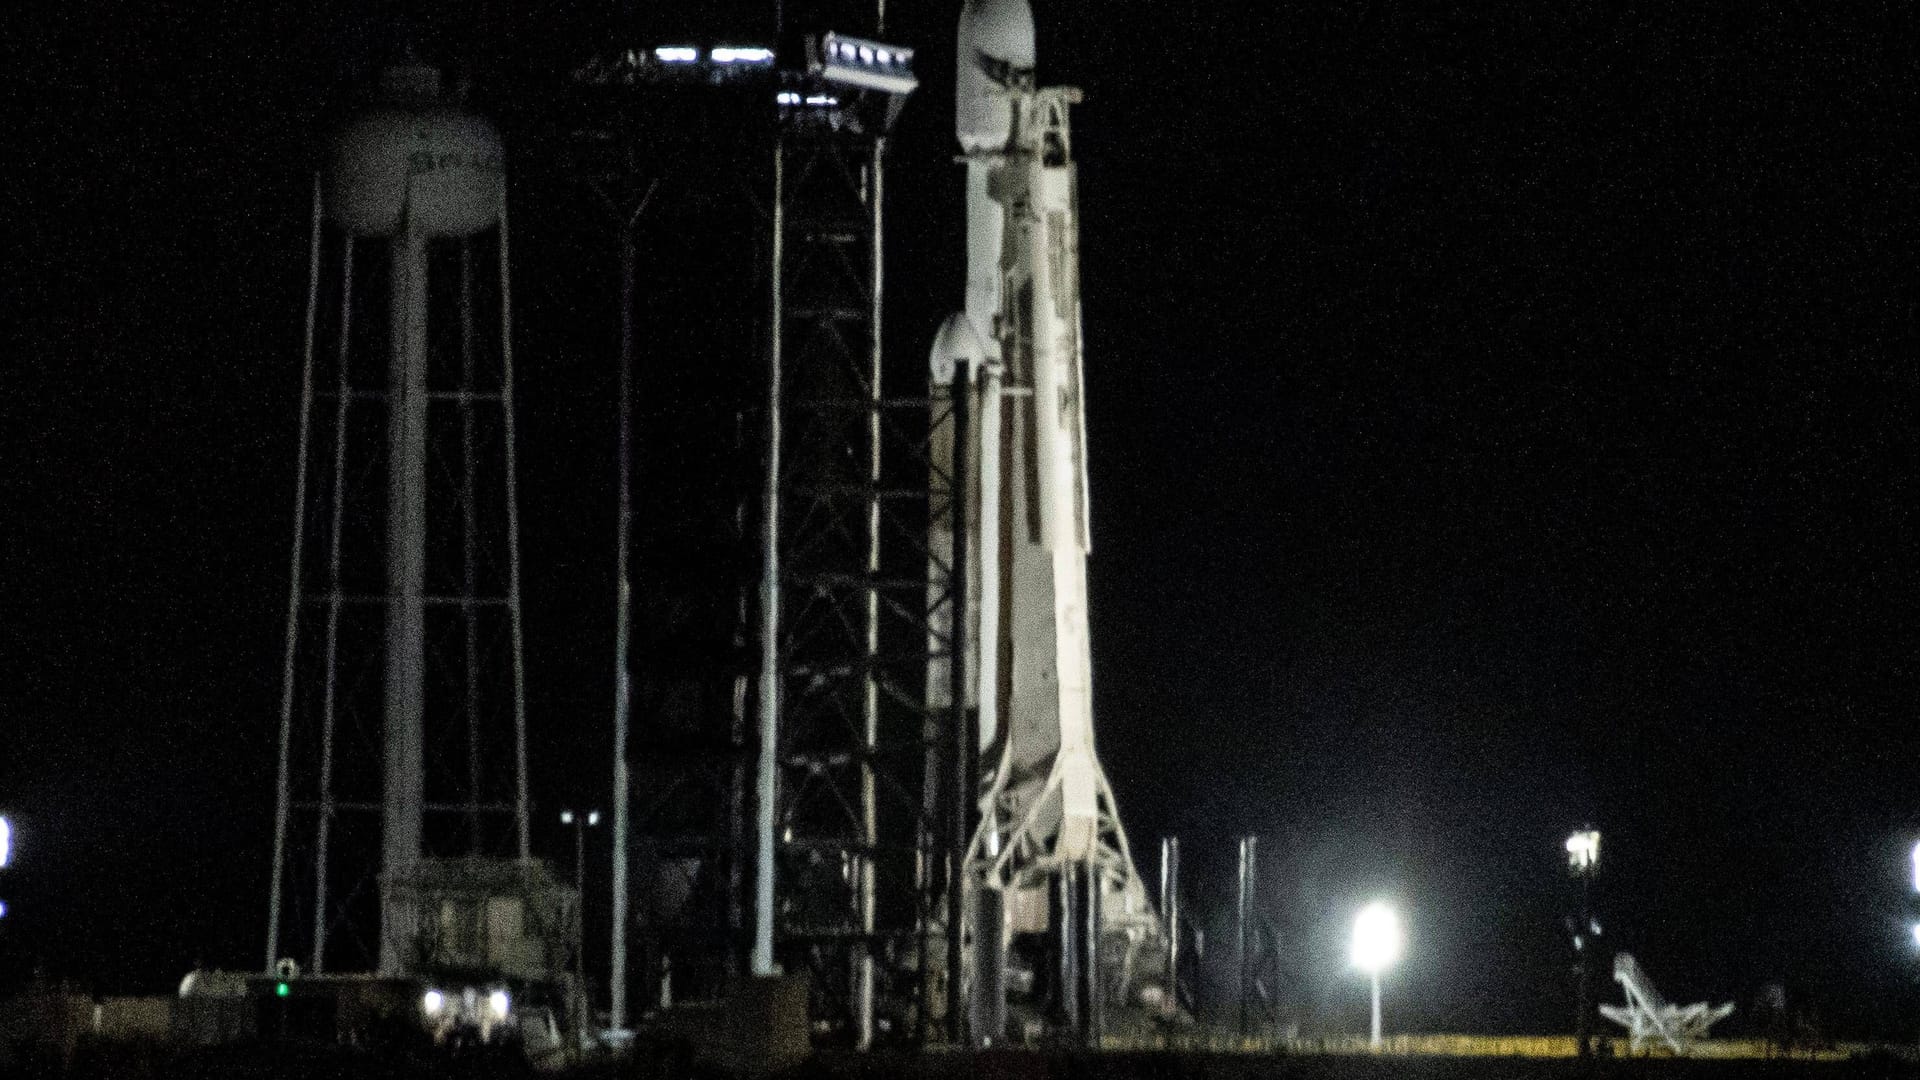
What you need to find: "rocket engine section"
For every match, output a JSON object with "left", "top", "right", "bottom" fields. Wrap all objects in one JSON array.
[{"left": 930, "top": 0, "right": 1162, "bottom": 1044}]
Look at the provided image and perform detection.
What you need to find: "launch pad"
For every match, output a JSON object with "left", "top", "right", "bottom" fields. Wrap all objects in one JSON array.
[{"left": 252, "top": 0, "right": 1172, "bottom": 1055}]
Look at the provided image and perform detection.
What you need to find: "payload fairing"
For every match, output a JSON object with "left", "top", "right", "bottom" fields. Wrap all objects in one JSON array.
[{"left": 932, "top": 0, "right": 1160, "bottom": 1036}]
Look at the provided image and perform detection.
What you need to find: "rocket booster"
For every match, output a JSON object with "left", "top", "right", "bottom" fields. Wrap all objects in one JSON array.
[
  {"left": 934, "top": 0, "right": 1163, "bottom": 1029},
  {"left": 938, "top": 0, "right": 1111, "bottom": 874}
]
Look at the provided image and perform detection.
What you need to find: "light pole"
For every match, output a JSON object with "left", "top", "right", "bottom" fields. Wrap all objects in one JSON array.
[
  {"left": 1350, "top": 901, "right": 1402, "bottom": 1050},
  {"left": 1909, "top": 841, "right": 1920, "bottom": 1057},
  {"left": 1566, "top": 828, "right": 1601, "bottom": 1057},
  {"left": 0, "top": 814, "right": 11, "bottom": 926},
  {"left": 561, "top": 809, "right": 600, "bottom": 1042}
]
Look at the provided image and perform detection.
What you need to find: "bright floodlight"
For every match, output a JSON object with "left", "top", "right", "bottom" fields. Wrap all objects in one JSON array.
[
  {"left": 560, "top": 810, "right": 574, "bottom": 825},
  {"left": 710, "top": 46, "right": 773, "bottom": 64},
  {"left": 813, "top": 32, "right": 918, "bottom": 95},
  {"left": 1566, "top": 830, "right": 1600, "bottom": 873},
  {"left": 422, "top": 989, "right": 445, "bottom": 1015},
  {"left": 587, "top": 811, "right": 601, "bottom": 826},
  {"left": 1352, "top": 901, "right": 1403, "bottom": 1048},
  {"left": 488, "top": 989, "right": 511, "bottom": 1019},
  {"left": 0, "top": 815, "right": 11, "bottom": 868},
  {"left": 1351, "top": 902, "right": 1403, "bottom": 974},
  {"left": 1909, "top": 841, "right": 1920, "bottom": 893}
]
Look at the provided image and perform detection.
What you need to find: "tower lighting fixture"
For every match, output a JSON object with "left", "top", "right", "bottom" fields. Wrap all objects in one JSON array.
[
  {"left": 0, "top": 814, "right": 11, "bottom": 868},
  {"left": 1566, "top": 829, "right": 1601, "bottom": 874},
  {"left": 811, "top": 32, "right": 918, "bottom": 95}
]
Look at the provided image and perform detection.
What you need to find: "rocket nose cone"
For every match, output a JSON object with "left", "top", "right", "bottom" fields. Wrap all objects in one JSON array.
[
  {"left": 958, "top": 0, "right": 1035, "bottom": 68},
  {"left": 929, "top": 312, "right": 988, "bottom": 383},
  {"left": 956, "top": 0, "right": 1036, "bottom": 151}
]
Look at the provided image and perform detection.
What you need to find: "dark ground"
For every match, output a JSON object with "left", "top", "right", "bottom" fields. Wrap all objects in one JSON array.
[{"left": 8, "top": 1044, "right": 1920, "bottom": 1080}]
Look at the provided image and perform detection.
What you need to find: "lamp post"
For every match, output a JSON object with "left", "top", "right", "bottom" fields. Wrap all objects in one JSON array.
[
  {"left": 1566, "top": 828, "right": 1601, "bottom": 1057},
  {"left": 561, "top": 809, "right": 600, "bottom": 1042},
  {"left": 1350, "top": 901, "right": 1402, "bottom": 1050},
  {"left": 1, "top": 814, "right": 12, "bottom": 926},
  {"left": 1907, "top": 841, "right": 1920, "bottom": 1056}
]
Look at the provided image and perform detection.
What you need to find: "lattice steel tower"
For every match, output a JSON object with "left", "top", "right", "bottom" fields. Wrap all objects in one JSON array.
[{"left": 558, "top": 8, "right": 939, "bottom": 1045}]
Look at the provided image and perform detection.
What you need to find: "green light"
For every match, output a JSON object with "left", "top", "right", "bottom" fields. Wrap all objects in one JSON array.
[{"left": 275, "top": 982, "right": 291, "bottom": 998}]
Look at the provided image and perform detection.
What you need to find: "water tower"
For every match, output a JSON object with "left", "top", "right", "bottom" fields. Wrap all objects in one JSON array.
[{"left": 265, "top": 62, "right": 573, "bottom": 982}]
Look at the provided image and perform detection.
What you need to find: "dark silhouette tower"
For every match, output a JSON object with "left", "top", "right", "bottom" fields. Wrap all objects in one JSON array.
[{"left": 556, "top": 6, "right": 935, "bottom": 1044}]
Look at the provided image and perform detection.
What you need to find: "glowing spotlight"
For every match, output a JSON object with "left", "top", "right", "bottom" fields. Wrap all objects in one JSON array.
[
  {"left": 1351, "top": 901, "right": 1403, "bottom": 973},
  {"left": 1566, "top": 830, "right": 1601, "bottom": 874},
  {"left": 1351, "top": 901, "right": 1403, "bottom": 1048},
  {"left": 422, "top": 989, "right": 446, "bottom": 1015},
  {"left": 488, "top": 989, "right": 511, "bottom": 1019}
]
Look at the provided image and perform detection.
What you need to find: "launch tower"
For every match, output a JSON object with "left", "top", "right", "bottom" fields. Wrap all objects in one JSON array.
[{"left": 556, "top": 8, "right": 940, "bottom": 1046}]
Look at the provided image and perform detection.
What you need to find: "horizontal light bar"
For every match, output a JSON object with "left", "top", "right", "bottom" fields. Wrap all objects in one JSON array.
[
  {"left": 813, "top": 32, "right": 917, "bottom": 95},
  {"left": 712, "top": 46, "right": 774, "bottom": 64},
  {"left": 654, "top": 46, "right": 698, "bottom": 63},
  {"left": 777, "top": 91, "right": 841, "bottom": 108}
]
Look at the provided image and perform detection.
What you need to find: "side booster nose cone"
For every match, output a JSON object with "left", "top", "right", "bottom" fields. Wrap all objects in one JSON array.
[
  {"left": 929, "top": 311, "right": 989, "bottom": 383},
  {"left": 956, "top": 0, "right": 1036, "bottom": 153}
]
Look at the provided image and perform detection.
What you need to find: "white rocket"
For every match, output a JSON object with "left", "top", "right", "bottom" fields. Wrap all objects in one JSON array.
[{"left": 931, "top": 0, "right": 1158, "bottom": 1014}]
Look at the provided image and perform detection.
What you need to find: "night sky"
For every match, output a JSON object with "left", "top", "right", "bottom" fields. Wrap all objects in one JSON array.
[{"left": 5, "top": 0, "right": 1916, "bottom": 1041}]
